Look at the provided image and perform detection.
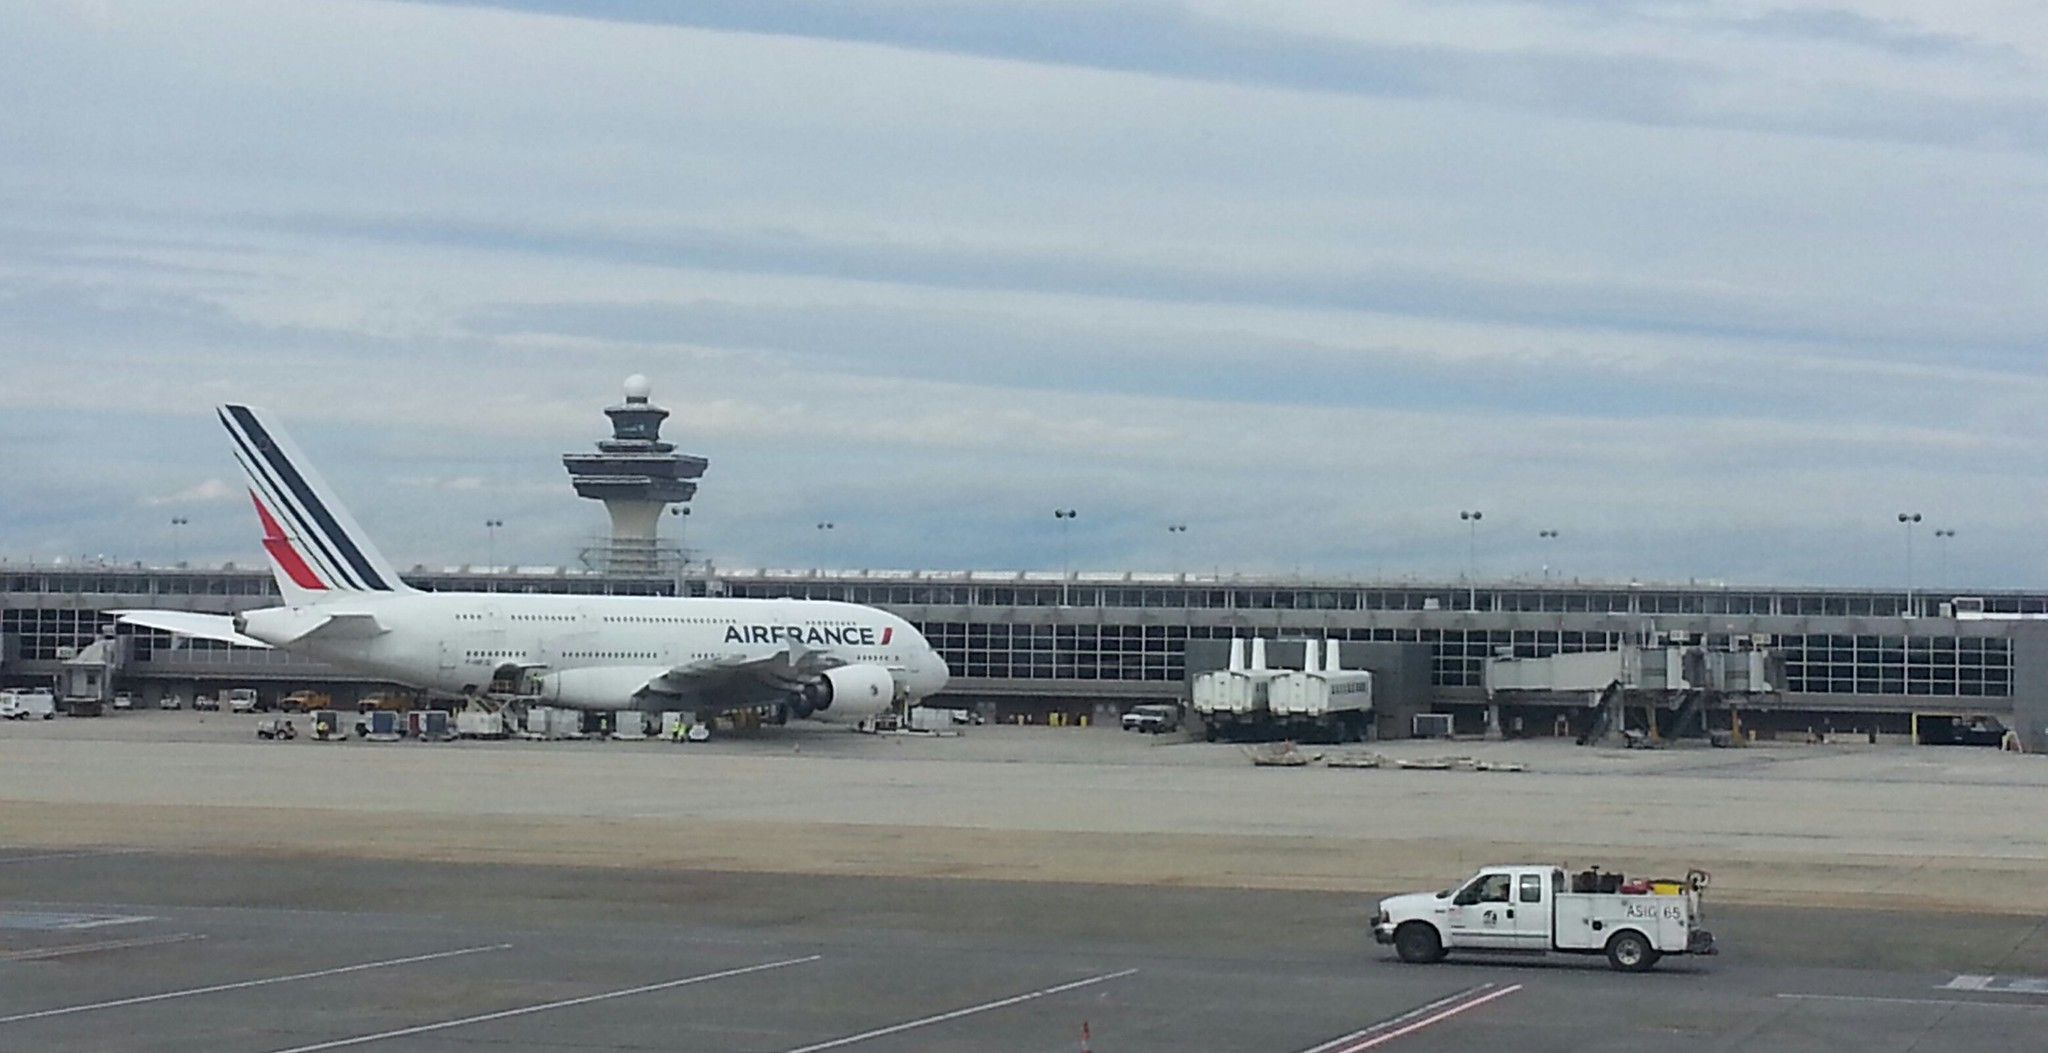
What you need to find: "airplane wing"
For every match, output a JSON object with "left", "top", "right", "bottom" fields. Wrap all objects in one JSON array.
[
  {"left": 644, "top": 643, "right": 843, "bottom": 700},
  {"left": 111, "top": 610, "right": 272, "bottom": 649}
]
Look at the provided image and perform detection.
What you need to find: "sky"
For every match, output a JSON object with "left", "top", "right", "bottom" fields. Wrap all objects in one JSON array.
[{"left": 1, "top": 0, "right": 2044, "bottom": 588}]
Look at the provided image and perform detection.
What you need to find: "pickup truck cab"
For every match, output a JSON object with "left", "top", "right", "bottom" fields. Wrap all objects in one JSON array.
[
  {"left": 1121, "top": 704, "right": 1182, "bottom": 734},
  {"left": 1373, "top": 864, "right": 1714, "bottom": 972},
  {"left": 225, "top": 688, "right": 261, "bottom": 713}
]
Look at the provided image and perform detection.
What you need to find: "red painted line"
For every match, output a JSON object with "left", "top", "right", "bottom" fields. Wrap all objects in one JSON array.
[
  {"left": 1327, "top": 984, "right": 1522, "bottom": 1053},
  {"left": 1298, "top": 986, "right": 1495, "bottom": 1053}
]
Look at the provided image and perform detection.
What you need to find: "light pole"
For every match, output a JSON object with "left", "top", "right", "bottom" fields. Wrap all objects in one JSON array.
[
  {"left": 484, "top": 518, "right": 503, "bottom": 579},
  {"left": 1898, "top": 512, "right": 1922, "bottom": 617},
  {"left": 1167, "top": 523, "right": 1187, "bottom": 578},
  {"left": 1538, "top": 529, "right": 1559, "bottom": 581},
  {"left": 802, "top": 518, "right": 827, "bottom": 565},
  {"left": 1459, "top": 510, "right": 1483, "bottom": 610},
  {"left": 670, "top": 505, "right": 692, "bottom": 563},
  {"left": 1933, "top": 528, "right": 1955, "bottom": 591},
  {"left": 1054, "top": 509, "right": 1078, "bottom": 606},
  {"left": 169, "top": 516, "right": 189, "bottom": 566}
]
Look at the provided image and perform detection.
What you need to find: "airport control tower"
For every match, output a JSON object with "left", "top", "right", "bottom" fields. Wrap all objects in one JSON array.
[{"left": 563, "top": 375, "right": 708, "bottom": 576}]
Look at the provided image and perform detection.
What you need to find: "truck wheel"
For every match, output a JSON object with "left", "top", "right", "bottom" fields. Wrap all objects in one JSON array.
[
  {"left": 1393, "top": 922, "right": 1446, "bottom": 964},
  {"left": 1203, "top": 724, "right": 1218, "bottom": 742},
  {"left": 1605, "top": 930, "right": 1659, "bottom": 972}
]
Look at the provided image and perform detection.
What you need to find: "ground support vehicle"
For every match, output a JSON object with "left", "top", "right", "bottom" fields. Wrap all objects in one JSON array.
[
  {"left": 255, "top": 717, "right": 297, "bottom": 740},
  {"left": 225, "top": 688, "right": 261, "bottom": 713},
  {"left": 192, "top": 694, "right": 219, "bottom": 711},
  {"left": 0, "top": 689, "right": 57, "bottom": 720},
  {"left": 308, "top": 710, "right": 347, "bottom": 741},
  {"left": 1121, "top": 704, "right": 1182, "bottom": 734},
  {"left": 159, "top": 694, "right": 184, "bottom": 710},
  {"left": 280, "top": 690, "right": 331, "bottom": 713},
  {"left": 1373, "top": 865, "right": 1714, "bottom": 972},
  {"left": 112, "top": 692, "right": 135, "bottom": 711}
]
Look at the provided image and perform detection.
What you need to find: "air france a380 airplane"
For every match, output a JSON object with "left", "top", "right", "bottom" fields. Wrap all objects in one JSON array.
[{"left": 117, "top": 405, "right": 948, "bottom": 726}]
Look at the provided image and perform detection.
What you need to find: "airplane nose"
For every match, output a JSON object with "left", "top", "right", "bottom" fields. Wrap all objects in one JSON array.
[{"left": 925, "top": 649, "right": 950, "bottom": 694}]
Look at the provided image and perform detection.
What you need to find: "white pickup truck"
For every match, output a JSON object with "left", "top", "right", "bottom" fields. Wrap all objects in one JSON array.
[{"left": 1373, "top": 864, "right": 1715, "bottom": 972}]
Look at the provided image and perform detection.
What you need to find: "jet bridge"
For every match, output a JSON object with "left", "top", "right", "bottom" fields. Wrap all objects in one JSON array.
[
  {"left": 59, "top": 634, "right": 131, "bottom": 714},
  {"left": 1484, "top": 643, "right": 1782, "bottom": 745}
]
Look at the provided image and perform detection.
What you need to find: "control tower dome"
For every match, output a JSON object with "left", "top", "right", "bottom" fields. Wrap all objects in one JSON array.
[{"left": 562, "top": 376, "right": 708, "bottom": 576}]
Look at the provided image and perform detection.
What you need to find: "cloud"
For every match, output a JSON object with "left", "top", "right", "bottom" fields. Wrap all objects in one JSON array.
[
  {"left": 141, "top": 477, "right": 235, "bottom": 507},
  {"left": 401, "top": 0, "right": 2048, "bottom": 151},
  {"left": 2, "top": 0, "right": 2045, "bottom": 587}
]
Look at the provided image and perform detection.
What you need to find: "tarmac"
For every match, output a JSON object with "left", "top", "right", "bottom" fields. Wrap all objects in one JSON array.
[{"left": 0, "top": 712, "right": 2044, "bottom": 1051}]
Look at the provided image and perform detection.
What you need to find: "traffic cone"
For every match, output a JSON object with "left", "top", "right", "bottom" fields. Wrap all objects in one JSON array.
[{"left": 1081, "top": 1020, "right": 1092, "bottom": 1052}]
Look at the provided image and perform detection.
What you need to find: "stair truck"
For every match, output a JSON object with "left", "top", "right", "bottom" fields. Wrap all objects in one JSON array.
[
  {"left": 1373, "top": 864, "right": 1715, "bottom": 972},
  {"left": 1267, "top": 640, "right": 1374, "bottom": 743}
]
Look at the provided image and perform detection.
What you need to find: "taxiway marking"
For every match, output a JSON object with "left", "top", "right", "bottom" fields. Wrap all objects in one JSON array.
[
  {"left": 1299, "top": 984, "right": 1507, "bottom": 1053},
  {"left": 779, "top": 968, "right": 1140, "bottom": 1053},
  {"left": 263, "top": 955, "right": 821, "bottom": 1053},
  {"left": 1941, "top": 974, "right": 2048, "bottom": 995},
  {"left": 0, "top": 943, "right": 510, "bottom": 1024},
  {"left": 1779, "top": 993, "right": 2048, "bottom": 1011},
  {"left": 1308, "top": 983, "right": 1523, "bottom": 1053},
  {"left": 0, "top": 932, "right": 204, "bottom": 961}
]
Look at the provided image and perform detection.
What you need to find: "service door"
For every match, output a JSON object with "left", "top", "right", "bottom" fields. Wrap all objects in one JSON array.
[
  {"left": 1502, "top": 870, "right": 1554, "bottom": 950},
  {"left": 1445, "top": 872, "right": 1520, "bottom": 949}
]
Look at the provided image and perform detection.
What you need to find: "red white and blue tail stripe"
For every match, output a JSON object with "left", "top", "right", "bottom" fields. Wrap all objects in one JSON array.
[{"left": 219, "top": 404, "right": 413, "bottom": 603}]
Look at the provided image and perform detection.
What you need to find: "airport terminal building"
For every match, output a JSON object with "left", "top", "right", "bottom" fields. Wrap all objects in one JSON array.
[
  {"left": 9, "top": 385, "right": 2044, "bottom": 748},
  {"left": 5, "top": 562, "right": 2045, "bottom": 749}
]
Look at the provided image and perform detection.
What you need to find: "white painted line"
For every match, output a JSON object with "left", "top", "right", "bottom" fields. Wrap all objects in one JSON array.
[
  {"left": 1778, "top": 993, "right": 2048, "bottom": 1011},
  {"left": 1321, "top": 984, "right": 1524, "bottom": 1053},
  {"left": 0, "top": 849, "right": 145, "bottom": 866},
  {"left": 1944, "top": 975, "right": 1996, "bottom": 991},
  {"left": 2, "top": 932, "right": 205, "bottom": 962},
  {"left": 0, "top": 943, "right": 510, "bottom": 1024},
  {"left": 779, "top": 968, "right": 1140, "bottom": 1053},
  {"left": 44, "top": 914, "right": 156, "bottom": 930},
  {"left": 1298, "top": 984, "right": 1499, "bottom": 1053},
  {"left": 263, "top": 955, "right": 821, "bottom": 1053},
  {"left": 0, "top": 911, "right": 156, "bottom": 931}
]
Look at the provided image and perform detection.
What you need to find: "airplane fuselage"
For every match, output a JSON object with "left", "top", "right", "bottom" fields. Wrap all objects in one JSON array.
[{"left": 239, "top": 592, "right": 947, "bottom": 714}]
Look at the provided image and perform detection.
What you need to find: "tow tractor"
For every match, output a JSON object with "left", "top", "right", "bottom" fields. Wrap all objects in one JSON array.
[{"left": 1373, "top": 864, "right": 1715, "bottom": 972}]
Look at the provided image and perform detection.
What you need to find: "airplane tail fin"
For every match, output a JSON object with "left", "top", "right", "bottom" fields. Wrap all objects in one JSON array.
[{"left": 218, "top": 404, "right": 415, "bottom": 604}]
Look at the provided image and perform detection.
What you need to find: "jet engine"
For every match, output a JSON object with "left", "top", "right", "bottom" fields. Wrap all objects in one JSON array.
[
  {"left": 535, "top": 666, "right": 665, "bottom": 710},
  {"left": 800, "top": 664, "right": 897, "bottom": 718}
]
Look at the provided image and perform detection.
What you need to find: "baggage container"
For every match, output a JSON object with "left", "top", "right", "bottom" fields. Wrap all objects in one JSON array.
[
  {"left": 456, "top": 711, "right": 507, "bottom": 739},
  {"left": 364, "top": 709, "right": 402, "bottom": 741},
  {"left": 418, "top": 709, "right": 453, "bottom": 741},
  {"left": 309, "top": 709, "right": 347, "bottom": 741},
  {"left": 546, "top": 707, "right": 583, "bottom": 739}
]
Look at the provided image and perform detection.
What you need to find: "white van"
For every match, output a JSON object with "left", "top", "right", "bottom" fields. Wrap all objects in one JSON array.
[{"left": 0, "top": 689, "right": 58, "bottom": 720}]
